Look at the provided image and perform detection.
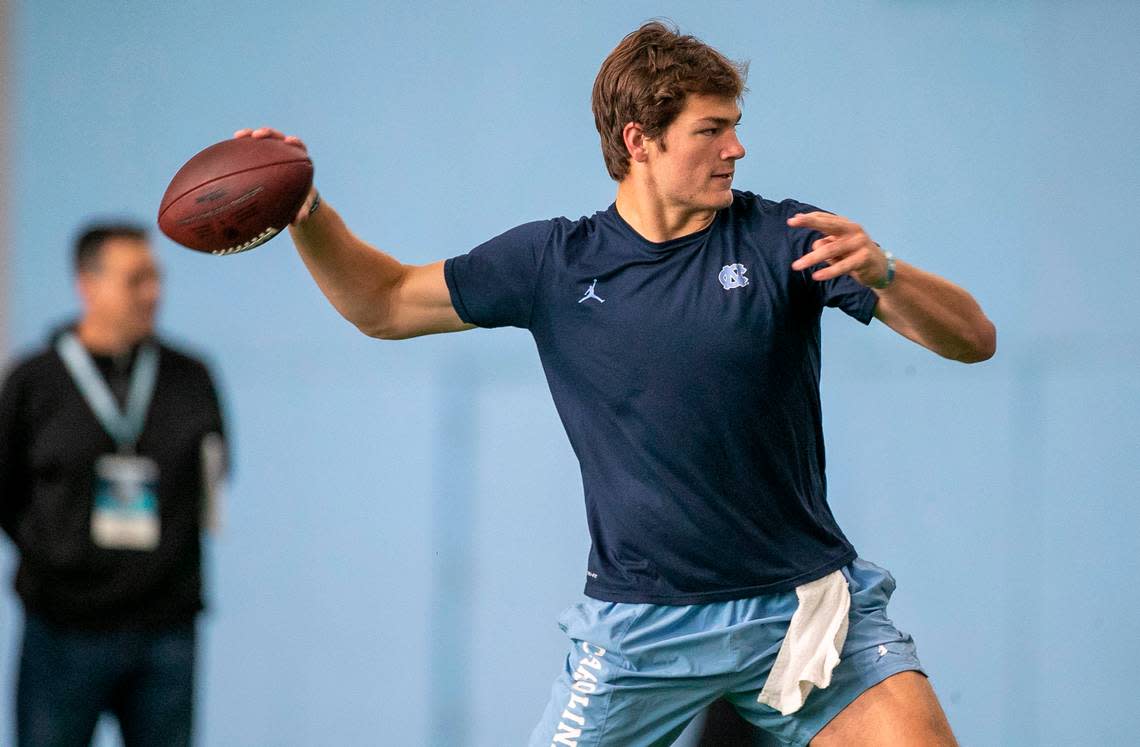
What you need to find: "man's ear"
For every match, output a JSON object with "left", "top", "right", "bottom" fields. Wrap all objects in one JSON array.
[
  {"left": 623, "top": 122, "right": 650, "bottom": 164},
  {"left": 76, "top": 272, "right": 97, "bottom": 308}
]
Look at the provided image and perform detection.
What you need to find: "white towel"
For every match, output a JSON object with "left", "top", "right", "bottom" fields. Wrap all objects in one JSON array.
[{"left": 757, "top": 569, "right": 850, "bottom": 715}]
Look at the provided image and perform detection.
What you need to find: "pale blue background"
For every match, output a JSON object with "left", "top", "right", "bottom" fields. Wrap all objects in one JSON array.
[{"left": 2, "top": 2, "right": 1138, "bottom": 745}]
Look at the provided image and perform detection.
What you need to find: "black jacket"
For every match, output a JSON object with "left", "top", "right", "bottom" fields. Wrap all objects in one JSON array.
[{"left": 0, "top": 329, "right": 226, "bottom": 629}]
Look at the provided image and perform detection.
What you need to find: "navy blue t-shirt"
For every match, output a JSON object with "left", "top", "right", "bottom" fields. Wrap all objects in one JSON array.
[{"left": 444, "top": 190, "right": 878, "bottom": 604}]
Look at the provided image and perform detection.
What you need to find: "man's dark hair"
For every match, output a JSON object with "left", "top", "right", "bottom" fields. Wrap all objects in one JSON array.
[
  {"left": 592, "top": 21, "right": 748, "bottom": 181},
  {"left": 74, "top": 222, "right": 149, "bottom": 274}
]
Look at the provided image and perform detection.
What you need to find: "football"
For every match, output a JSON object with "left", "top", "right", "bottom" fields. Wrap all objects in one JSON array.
[{"left": 158, "top": 137, "right": 313, "bottom": 255}]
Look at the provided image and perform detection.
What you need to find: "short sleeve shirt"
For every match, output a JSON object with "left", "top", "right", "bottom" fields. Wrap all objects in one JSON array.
[{"left": 445, "top": 190, "right": 877, "bottom": 604}]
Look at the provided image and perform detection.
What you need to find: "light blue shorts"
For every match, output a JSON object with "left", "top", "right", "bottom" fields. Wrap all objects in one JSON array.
[{"left": 527, "top": 558, "right": 924, "bottom": 747}]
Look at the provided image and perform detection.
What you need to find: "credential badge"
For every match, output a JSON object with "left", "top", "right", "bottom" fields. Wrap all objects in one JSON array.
[{"left": 719, "top": 263, "right": 750, "bottom": 290}]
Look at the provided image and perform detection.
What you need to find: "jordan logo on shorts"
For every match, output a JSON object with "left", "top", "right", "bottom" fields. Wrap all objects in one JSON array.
[
  {"left": 578, "top": 279, "right": 605, "bottom": 304},
  {"left": 718, "top": 263, "right": 750, "bottom": 290}
]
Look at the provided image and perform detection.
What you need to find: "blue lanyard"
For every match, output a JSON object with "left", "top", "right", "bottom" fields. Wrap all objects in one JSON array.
[{"left": 56, "top": 332, "right": 160, "bottom": 451}]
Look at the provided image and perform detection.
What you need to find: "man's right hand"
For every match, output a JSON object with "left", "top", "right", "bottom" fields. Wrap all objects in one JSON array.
[{"left": 233, "top": 127, "right": 318, "bottom": 224}]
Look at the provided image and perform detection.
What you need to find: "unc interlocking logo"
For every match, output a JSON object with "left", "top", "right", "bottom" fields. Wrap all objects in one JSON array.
[{"left": 718, "top": 263, "right": 750, "bottom": 290}]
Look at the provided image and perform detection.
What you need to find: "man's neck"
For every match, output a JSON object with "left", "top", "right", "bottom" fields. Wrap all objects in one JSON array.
[
  {"left": 75, "top": 318, "right": 143, "bottom": 356},
  {"left": 614, "top": 181, "right": 717, "bottom": 244}
]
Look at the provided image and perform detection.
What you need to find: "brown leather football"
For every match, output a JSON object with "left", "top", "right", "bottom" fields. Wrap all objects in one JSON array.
[{"left": 158, "top": 138, "right": 313, "bottom": 255}]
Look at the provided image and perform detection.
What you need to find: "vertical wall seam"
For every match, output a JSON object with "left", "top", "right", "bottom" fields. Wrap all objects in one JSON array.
[
  {"left": 429, "top": 354, "right": 476, "bottom": 747},
  {"left": 0, "top": 0, "right": 10, "bottom": 359}
]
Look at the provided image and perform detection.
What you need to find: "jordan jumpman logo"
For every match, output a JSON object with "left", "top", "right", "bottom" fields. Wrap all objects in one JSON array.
[{"left": 578, "top": 279, "right": 605, "bottom": 304}]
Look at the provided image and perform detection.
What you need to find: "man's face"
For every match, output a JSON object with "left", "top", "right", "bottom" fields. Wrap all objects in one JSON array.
[
  {"left": 643, "top": 93, "right": 746, "bottom": 212},
  {"left": 79, "top": 238, "right": 162, "bottom": 343}
]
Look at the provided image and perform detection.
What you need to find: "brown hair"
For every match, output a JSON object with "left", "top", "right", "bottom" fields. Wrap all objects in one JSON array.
[{"left": 592, "top": 21, "right": 748, "bottom": 181}]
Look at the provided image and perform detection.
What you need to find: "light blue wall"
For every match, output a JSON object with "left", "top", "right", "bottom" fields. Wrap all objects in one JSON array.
[{"left": 3, "top": 2, "right": 1137, "bottom": 745}]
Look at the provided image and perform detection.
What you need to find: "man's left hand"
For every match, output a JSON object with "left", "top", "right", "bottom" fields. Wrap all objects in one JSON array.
[{"left": 788, "top": 212, "right": 889, "bottom": 289}]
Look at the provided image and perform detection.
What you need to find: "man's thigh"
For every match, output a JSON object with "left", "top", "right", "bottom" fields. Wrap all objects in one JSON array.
[
  {"left": 810, "top": 671, "right": 956, "bottom": 746},
  {"left": 17, "top": 615, "right": 119, "bottom": 747},
  {"left": 113, "top": 624, "right": 196, "bottom": 747}
]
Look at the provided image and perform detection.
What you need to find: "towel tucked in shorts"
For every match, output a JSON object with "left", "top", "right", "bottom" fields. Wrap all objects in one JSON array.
[{"left": 527, "top": 558, "right": 925, "bottom": 747}]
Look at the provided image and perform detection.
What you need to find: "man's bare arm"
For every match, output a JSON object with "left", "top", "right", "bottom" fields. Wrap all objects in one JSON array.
[
  {"left": 788, "top": 211, "right": 995, "bottom": 363},
  {"left": 238, "top": 128, "right": 472, "bottom": 340},
  {"left": 289, "top": 198, "right": 471, "bottom": 339},
  {"left": 868, "top": 260, "right": 995, "bottom": 363}
]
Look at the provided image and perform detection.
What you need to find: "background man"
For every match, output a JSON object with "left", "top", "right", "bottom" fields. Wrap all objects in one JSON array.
[
  {"left": 243, "top": 20, "right": 993, "bottom": 746},
  {"left": 0, "top": 223, "right": 228, "bottom": 746}
]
